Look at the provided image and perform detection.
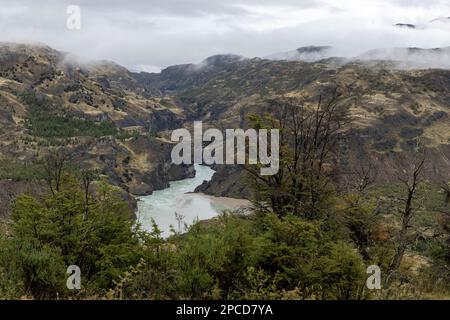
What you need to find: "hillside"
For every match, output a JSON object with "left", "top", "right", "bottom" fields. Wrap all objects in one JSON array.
[
  {"left": 136, "top": 53, "right": 450, "bottom": 198},
  {"left": 0, "top": 43, "right": 449, "bottom": 203},
  {"left": 0, "top": 42, "right": 449, "bottom": 300},
  {"left": 0, "top": 43, "right": 193, "bottom": 211}
]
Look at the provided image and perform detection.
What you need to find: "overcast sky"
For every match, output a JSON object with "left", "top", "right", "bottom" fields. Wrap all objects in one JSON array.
[{"left": 0, "top": 0, "right": 449, "bottom": 71}]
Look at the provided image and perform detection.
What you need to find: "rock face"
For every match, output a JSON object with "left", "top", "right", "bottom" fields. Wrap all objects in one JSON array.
[
  {"left": 194, "top": 165, "right": 253, "bottom": 200},
  {"left": 168, "top": 163, "right": 196, "bottom": 181}
]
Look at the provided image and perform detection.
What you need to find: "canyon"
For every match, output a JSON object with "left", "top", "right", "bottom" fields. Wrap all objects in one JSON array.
[{"left": 0, "top": 43, "right": 449, "bottom": 215}]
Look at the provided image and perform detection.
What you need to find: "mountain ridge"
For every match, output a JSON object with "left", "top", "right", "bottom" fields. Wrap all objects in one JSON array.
[{"left": 0, "top": 43, "right": 449, "bottom": 203}]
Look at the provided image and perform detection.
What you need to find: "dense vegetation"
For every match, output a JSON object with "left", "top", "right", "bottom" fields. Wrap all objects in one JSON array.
[
  {"left": 0, "top": 158, "right": 44, "bottom": 181},
  {"left": 0, "top": 151, "right": 448, "bottom": 299},
  {"left": 21, "top": 92, "right": 118, "bottom": 139}
]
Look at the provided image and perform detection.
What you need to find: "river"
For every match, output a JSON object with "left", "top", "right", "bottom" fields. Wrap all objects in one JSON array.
[{"left": 136, "top": 164, "right": 250, "bottom": 237}]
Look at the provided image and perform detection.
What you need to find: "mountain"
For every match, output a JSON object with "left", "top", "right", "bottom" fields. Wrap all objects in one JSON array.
[
  {"left": 139, "top": 48, "right": 450, "bottom": 198},
  {"left": 393, "top": 16, "right": 450, "bottom": 30},
  {"left": 266, "top": 45, "right": 333, "bottom": 62},
  {"left": 430, "top": 17, "right": 450, "bottom": 23},
  {"left": 394, "top": 23, "right": 416, "bottom": 29},
  {"left": 132, "top": 54, "right": 248, "bottom": 94},
  {"left": 1, "top": 43, "right": 450, "bottom": 204},
  {"left": 357, "top": 47, "right": 450, "bottom": 69},
  {"left": 0, "top": 43, "right": 194, "bottom": 204},
  {"left": 265, "top": 45, "right": 450, "bottom": 69}
]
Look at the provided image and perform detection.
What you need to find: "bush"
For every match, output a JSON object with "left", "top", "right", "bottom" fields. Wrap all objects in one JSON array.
[{"left": 0, "top": 175, "right": 141, "bottom": 299}]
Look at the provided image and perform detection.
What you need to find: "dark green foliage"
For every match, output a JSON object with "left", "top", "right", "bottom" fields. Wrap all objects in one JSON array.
[
  {"left": 0, "top": 158, "right": 44, "bottom": 181},
  {"left": 116, "top": 212, "right": 367, "bottom": 300},
  {"left": 116, "top": 129, "right": 141, "bottom": 141},
  {"left": 0, "top": 173, "right": 141, "bottom": 299},
  {"left": 0, "top": 165, "right": 448, "bottom": 299},
  {"left": 21, "top": 91, "right": 118, "bottom": 139}
]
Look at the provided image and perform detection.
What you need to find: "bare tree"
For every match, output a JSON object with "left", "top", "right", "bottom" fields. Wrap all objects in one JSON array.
[
  {"left": 388, "top": 155, "right": 426, "bottom": 275},
  {"left": 81, "top": 169, "right": 97, "bottom": 219},
  {"left": 248, "top": 88, "right": 349, "bottom": 218},
  {"left": 343, "top": 161, "right": 377, "bottom": 196},
  {"left": 42, "top": 148, "right": 69, "bottom": 196}
]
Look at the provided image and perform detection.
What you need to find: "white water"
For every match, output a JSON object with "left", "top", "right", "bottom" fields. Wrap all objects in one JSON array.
[{"left": 136, "top": 164, "right": 230, "bottom": 237}]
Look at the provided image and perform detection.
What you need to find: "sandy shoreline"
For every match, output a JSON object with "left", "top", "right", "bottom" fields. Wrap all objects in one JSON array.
[{"left": 192, "top": 192, "right": 252, "bottom": 211}]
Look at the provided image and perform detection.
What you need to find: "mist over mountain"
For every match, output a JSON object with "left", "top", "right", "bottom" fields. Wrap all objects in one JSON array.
[
  {"left": 431, "top": 17, "right": 450, "bottom": 23},
  {"left": 357, "top": 47, "right": 450, "bottom": 69},
  {"left": 394, "top": 23, "right": 416, "bottom": 29},
  {"left": 394, "top": 15, "right": 450, "bottom": 31},
  {"left": 243, "top": 45, "right": 450, "bottom": 70},
  {"left": 265, "top": 46, "right": 334, "bottom": 62}
]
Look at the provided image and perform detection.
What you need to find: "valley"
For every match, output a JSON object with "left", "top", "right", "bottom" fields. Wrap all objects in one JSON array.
[
  {"left": 0, "top": 42, "right": 449, "bottom": 300},
  {"left": 1, "top": 43, "right": 449, "bottom": 210},
  {"left": 137, "top": 164, "right": 250, "bottom": 237}
]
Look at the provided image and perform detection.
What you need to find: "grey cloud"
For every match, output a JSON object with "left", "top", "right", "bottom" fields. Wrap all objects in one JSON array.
[{"left": 0, "top": 0, "right": 449, "bottom": 71}]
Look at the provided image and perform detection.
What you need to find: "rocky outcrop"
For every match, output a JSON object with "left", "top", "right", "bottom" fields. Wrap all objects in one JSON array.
[
  {"left": 195, "top": 165, "right": 253, "bottom": 200},
  {"left": 168, "top": 163, "right": 196, "bottom": 181}
]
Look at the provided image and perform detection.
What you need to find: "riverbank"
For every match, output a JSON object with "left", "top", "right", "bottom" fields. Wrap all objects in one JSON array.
[
  {"left": 196, "top": 193, "right": 251, "bottom": 212},
  {"left": 136, "top": 164, "right": 250, "bottom": 237}
]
